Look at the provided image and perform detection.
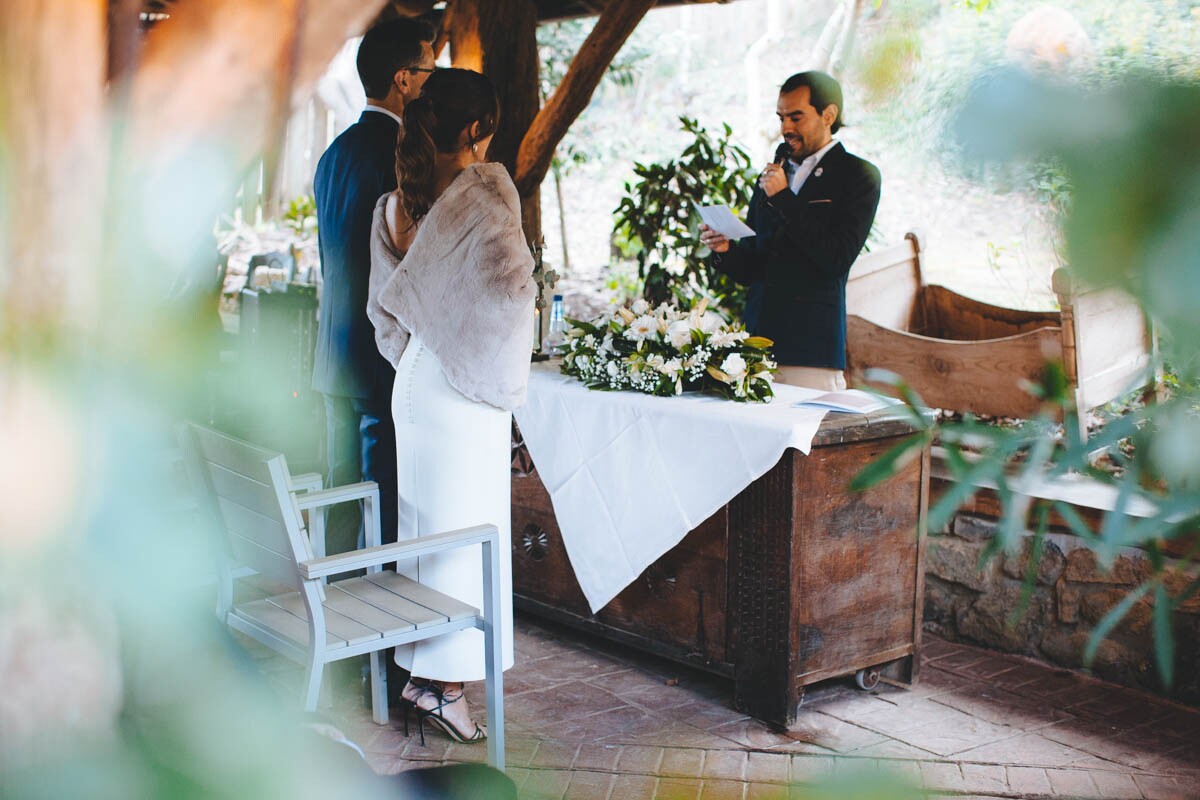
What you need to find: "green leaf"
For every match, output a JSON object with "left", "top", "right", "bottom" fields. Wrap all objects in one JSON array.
[
  {"left": 849, "top": 433, "right": 928, "bottom": 492},
  {"left": 1153, "top": 583, "right": 1175, "bottom": 687},
  {"left": 1010, "top": 503, "right": 1049, "bottom": 626},
  {"left": 1083, "top": 582, "right": 1151, "bottom": 668}
]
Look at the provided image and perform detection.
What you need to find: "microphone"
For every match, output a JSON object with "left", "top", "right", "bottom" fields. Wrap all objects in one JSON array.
[{"left": 760, "top": 143, "right": 791, "bottom": 185}]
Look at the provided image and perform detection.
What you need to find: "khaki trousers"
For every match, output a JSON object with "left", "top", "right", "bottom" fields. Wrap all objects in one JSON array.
[{"left": 775, "top": 365, "right": 847, "bottom": 392}]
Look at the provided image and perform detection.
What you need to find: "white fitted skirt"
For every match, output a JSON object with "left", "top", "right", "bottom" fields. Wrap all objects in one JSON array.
[{"left": 390, "top": 337, "right": 515, "bottom": 681}]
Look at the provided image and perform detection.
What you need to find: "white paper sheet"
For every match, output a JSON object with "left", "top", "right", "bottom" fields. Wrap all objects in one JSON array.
[
  {"left": 791, "top": 388, "right": 902, "bottom": 414},
  {"left": 698, "top": 204, "right": 755, "bottom": 240}
]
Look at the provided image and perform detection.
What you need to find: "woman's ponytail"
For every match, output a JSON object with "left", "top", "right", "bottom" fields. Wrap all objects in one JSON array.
[
  {"left": 393, "top": 69, "right": 499, "bottom": 224},
  {"left": 396, "top": 96, "right": 437, "bottom": 223}
]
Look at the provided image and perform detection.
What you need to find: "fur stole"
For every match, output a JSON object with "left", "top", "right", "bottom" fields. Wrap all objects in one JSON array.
[{"left": 368, "top": 162, "right": 535, "bottom": 411}]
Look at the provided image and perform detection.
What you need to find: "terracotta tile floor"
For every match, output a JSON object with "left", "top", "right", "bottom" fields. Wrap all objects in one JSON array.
[{"left": 265, "top": 616, "right": 1200, "bottom": 799}]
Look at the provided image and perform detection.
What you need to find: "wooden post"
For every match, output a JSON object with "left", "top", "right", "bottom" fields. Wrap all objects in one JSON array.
[
  {"left": 513, "top": 0, "right": 656, "bottom": 198},
  {"left": 449, "top": 0, "right": 541, "bottom": 242},
  {"left": 0, "top": 0, "right": 107, "bottom": 341}
]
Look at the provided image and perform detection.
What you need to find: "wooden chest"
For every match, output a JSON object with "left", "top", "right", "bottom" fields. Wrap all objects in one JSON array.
[{"left": 510, "top": 413, "right": 929, "bottom": 728}]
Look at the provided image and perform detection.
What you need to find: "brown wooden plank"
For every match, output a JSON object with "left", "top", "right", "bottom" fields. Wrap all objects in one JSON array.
[
  {"left": 846, "top": 316, "right": 1063, "bottom": 418},
  {"left": 918, "top": 284, "right": 1060, "bottom": 340},
  {"left": 791, "top": 441, "right": 922, "bottom": 685}
]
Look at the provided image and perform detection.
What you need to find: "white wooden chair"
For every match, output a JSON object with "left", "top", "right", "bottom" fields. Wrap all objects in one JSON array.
[{"left": 178, "top": 423, "right": 505, "bottom": 769}]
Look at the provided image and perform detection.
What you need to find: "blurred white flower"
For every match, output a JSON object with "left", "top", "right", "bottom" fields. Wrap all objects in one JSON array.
[
  {"left": 666, "top": 320, "right": 692, "bottom": 348},
  {"left": 631, "top": 298, "right": 650, "bottom": 315},
  {"left": 721, "top": 353, "right": 748, "bottom": 380},
  {"left": 699, "top": 311, "right": 723, "bottom": 334},
  {"left": 625, "top": 315, "right": 658, "bottom": 341},
  {"left": 709, "top": 330, "right": 748, "bottom": 347},
  {"left": 662, "top": 358, "right": 683, "bottom": 375}
]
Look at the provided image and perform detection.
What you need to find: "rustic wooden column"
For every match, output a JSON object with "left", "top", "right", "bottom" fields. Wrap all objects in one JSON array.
[
  {"left": 449, "top": 0, "right": 541, "bottom": 242},
  {"left": 513, "top": 0, "right": 656, "bottom": 198},
  {"left": 0, "top": 0, "right": 107, "bottom": 342}
]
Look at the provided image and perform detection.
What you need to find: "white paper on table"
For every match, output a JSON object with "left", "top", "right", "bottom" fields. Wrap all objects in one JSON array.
[
  {"left": 791, "top": 388, "right": 903, "bottom": 414},
  {"left": 698, "top": 204, "right": 755, "bottom": 240}
]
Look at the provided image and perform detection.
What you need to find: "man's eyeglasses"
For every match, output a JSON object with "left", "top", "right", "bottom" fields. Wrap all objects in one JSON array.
[{"left": 408, "top": 66, "right": 439, "bottom": 74}]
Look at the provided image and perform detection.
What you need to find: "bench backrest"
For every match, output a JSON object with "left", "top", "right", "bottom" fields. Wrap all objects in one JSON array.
[
  {"left": 180, "top": 423, "right": 312, "bottom": 590},
  {"left": 846, "top": 232, "right": 924, "bottom": 331}
]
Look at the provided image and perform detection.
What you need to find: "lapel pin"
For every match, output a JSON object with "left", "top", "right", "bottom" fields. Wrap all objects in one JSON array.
[{"left": 814, "top": 167, "right": 823, "bottom": 177}]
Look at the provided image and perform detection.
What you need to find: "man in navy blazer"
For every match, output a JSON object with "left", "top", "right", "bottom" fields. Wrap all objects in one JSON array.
[
  {"left": 701, "top": 71, "right": 881, "bottom": 391},
  {"left": 313, "top": 18, "right": 435, "bottom": 556}
]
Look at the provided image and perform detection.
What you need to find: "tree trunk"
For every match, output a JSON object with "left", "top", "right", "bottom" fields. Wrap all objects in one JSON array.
[
  {"left": 829, "top": 0, "right": 866, "bottom": 79},
  {"left": 128, "top": 0, "right": 387, "bottom": 180},
  {"left": 808, "top": 0, "right": 845, "bottom": 72},
  {"left": 552, "top": 163, "right": 571, "bottom": 273},
  {"left": 449, "top": 0, "right": 541, "bottom": 242}
]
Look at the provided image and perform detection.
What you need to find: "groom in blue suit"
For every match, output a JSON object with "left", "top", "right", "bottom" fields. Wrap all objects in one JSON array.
[{"left": 313, "top": 18, "right": 436, "bottom": 557}]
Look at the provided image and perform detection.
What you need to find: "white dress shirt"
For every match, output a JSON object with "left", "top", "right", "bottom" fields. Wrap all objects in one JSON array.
[{"left": 787, "top": 138, "right": 839, "bottom": 194}]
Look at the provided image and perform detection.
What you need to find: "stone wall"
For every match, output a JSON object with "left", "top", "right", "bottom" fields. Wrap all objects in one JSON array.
[{"left": 924, "top": 509, "right": 1200, "bottom": 706}]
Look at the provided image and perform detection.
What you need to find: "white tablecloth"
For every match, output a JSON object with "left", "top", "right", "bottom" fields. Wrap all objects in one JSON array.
[{"left": 513, "top": 362, "right": 828, "bottom": 612}]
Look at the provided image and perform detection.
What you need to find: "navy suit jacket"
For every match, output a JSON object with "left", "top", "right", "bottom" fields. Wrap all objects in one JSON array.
[
  {"left": 312, "top": 110, "right": 399, "bottom": 400},
  {"left": 713, "top": 143, "right": 880, "bottom": 369}
]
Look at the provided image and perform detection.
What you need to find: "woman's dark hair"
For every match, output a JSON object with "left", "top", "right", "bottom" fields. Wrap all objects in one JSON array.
[{"left": 395, "top": 68, "right": 500, "bottom": 223}]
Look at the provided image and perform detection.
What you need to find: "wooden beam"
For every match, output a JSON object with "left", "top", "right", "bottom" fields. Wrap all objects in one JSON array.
[
  {"left": 1, "top": 0, "right": 107, "bottom": 338},
  {"left": 513, "top": 0, "right": 655, "bottom": 197},
  {"left": 450, "top": 0, "right": 541, "bottom": 239},
  {"left": 128, "top": 0, "right": 387, "bottom": 174}
]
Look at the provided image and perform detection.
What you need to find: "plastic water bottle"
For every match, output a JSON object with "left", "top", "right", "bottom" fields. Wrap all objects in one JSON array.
[{"left": 544, "top": 294, "right": 567, "bottom": 355}]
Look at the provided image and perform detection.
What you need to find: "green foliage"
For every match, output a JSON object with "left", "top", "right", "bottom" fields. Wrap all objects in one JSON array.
[
  {"left": 612, "top": 117, "right": 756, "bottom": 311},
  {"left": 282, "top": 193, "right": 316, "bottom": 236},
  {"left": 856, "top": 73, "right": 1200, "bottom": 690}
]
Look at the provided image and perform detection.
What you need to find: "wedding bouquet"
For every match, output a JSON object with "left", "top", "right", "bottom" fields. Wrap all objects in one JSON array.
[{"left": 560, "top": 298, "right": 776, "bottom": 402}]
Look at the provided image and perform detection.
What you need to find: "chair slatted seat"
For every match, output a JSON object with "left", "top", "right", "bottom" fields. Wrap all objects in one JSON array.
[{"left": 179, "top": 423, "right": 505, "bottom": 769}]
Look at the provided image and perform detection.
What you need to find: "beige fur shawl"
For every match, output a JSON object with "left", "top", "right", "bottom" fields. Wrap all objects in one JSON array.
[{"left": 367, "top": 162, "right": 535, "bottom": 411}]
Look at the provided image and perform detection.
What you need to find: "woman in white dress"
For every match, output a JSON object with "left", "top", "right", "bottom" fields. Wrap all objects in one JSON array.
[{"left": 366, "top": 69, "right": 534, "bottom": 744}]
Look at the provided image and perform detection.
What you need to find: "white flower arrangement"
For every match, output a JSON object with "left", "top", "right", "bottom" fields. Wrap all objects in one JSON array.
[{"left": 560, "top": 299, "right": 777, "bottom": 402}]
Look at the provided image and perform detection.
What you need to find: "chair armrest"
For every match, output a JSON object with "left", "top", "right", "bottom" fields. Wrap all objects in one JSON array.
[
  {"left": 294, "top": 481, "right": 378, "bottom": 510},
  {"left": 290, "top": 472, "right": 324, "bottom": 493},
  {"left": 299, "top": 524, "right": 499, "bottom": 580}
]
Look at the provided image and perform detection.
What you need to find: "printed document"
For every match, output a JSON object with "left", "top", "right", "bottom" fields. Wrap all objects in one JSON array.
[{"left": 698, "top": 205, "right": 755, "bottom": 240}]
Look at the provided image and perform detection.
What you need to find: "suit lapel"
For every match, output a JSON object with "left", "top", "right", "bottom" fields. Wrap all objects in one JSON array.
[{"left": 794, "top": 142, "right": 846, "bottom": 201}]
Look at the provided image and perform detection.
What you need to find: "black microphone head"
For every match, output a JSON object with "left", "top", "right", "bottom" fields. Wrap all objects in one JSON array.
[{"left": 773, "top": 142, "right": 791, "bottom": 164}]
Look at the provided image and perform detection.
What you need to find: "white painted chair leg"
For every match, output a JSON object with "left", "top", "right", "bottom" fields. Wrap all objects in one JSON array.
[
  {"left": 303, "top": 653, "right": 324, "bottom": 712},
  {"left": 482, "top": 536, "right": 505, "bottom": 771},
  {"left": 369, "top": 650, "right": 389, "bottom": 725}
]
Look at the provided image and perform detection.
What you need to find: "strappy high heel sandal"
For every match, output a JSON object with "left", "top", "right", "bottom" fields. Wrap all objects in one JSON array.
[{"left": 400, "top": 679, "right": 486, "bottom": 745}]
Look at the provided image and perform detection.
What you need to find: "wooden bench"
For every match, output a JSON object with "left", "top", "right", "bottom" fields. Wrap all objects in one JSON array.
[
  {"left": 178, "top": 423, "right": 506, "bottom": 769},
  {"left": 845, "top": 232, "right": 1158, "bottom": 420}
]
